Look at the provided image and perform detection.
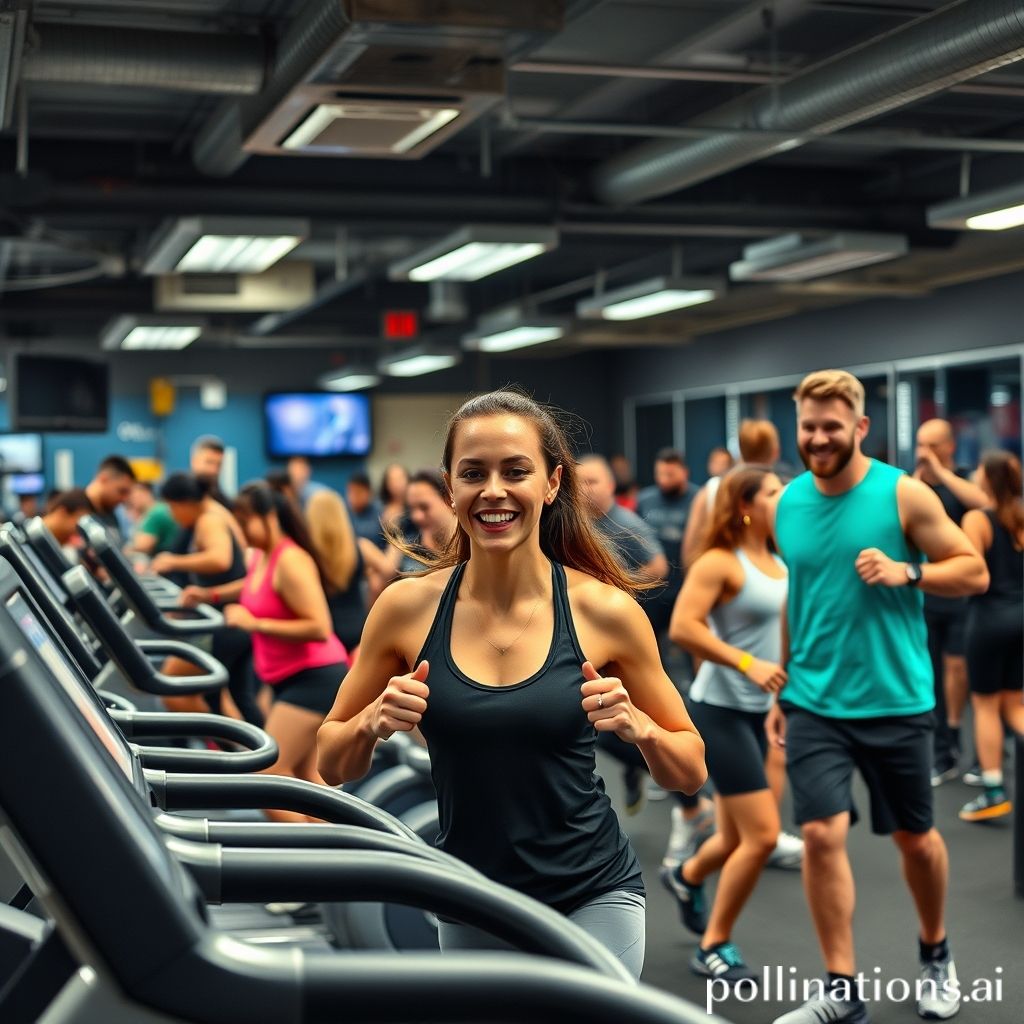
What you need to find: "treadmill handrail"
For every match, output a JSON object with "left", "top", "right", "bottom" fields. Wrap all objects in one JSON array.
[
  {"left": 63, "top": 566, "right": 227, "bottom": 696},
  {"left": 147, "top": 771, "right": 420, "bottom": 842},
  {"left": 109, "top": 711, "right": 278, "bottom": 773},
  {"left": 22, "top": 515, "right": 74, "bottom": 581},
  {"left": 170, "top": 842, "right": 633, "bottom": 984},
  {"left": 78, "top": 515, "right": 223, "bottom": 636}
]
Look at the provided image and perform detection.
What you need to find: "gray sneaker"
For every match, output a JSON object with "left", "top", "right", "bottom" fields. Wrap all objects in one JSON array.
[
  {"left": 662, "top": 804, "right": 715, "bottom": 866},
  {"left": 772, "top": 993, "right": 869, "bottom": 1024},
  {"left": 917, "top": 957, "right": 960, "bottom": 1019}
]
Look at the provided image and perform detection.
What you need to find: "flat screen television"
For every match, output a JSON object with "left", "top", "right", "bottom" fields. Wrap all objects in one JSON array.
[
  {"left": 263, "top": 392, "right": 372, "bottom": 459},
  {"left": 11, "top": 354, "right": 110, "bottom": 433},
  {"left": 9, "top": 473, "right": 45, "bottom": 495},
  {"left": 0, "top": 434, "right": 43, "bottom": 476}
]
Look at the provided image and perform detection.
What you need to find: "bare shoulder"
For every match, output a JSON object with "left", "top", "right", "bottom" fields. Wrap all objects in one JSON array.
[
  {"left": 897, "top": 473, "right": 940, "bottom": 507},
  {"left": 378, "top": 566, "right": 454, "bottom": 616},
  {"left": 564, "top": 566, "right": 644, "bottom": 629},
  {"left": 691, "top": 546, "right": 740, "bottom": 577},
  {"left": 364, "top": 565, "right": 455, "bottom": 663}
]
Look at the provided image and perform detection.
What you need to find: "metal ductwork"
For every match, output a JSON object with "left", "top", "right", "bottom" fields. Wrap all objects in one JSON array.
[
  {"left": 193, "top": 0, "right": 561, "bottom": 177},
  {"left": 593, "top": 0, "right": 1024, "bottom": 206},
  {"left": 21, "top": 23, "right": 267, "bottom": 95}
]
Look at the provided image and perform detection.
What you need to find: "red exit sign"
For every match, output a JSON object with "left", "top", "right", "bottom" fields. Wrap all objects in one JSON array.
[{"left": 382, "top": 310, "right": 419, "bottom": 340}]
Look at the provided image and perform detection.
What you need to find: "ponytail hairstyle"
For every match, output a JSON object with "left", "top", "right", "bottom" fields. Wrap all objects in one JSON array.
[
  {"left": 695, "top": 465, "right": 774, "bottom": 561},
  {"left": 980, "top": 449, "right": 1024, "bottom": 542},
  {"left": 397, "top": 388, "right": 649, "bottom": 596},
  {"left": 160, "top": 472, "right": 211, "bottom": 504},
  {"left": 234, "top": 481, "right": 331, "bottom": 587}
]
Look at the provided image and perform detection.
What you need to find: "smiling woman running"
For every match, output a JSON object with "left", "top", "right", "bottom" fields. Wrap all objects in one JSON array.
[{"left": 317, "top": 390, "right": 706, "bottom": 977}]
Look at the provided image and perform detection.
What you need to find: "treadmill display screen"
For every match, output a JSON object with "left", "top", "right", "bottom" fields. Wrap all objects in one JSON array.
[{"left": 6, "top": 592, "right": 135, "bottom": 781}]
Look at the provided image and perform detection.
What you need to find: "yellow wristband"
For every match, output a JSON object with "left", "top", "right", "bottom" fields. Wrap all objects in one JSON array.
[{"left": 737, "top": 652, "right": 754, "bottom": 675}]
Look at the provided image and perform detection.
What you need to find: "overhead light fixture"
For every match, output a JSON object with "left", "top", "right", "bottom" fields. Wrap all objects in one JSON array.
[
  {"left": 379, "top": 344, "right": 461, "bottom": 378},
  {"left": 319, "top": 368, "right": 382, "bottom": 392},
  {"left": 388, "top": 226, "right": 558, "bottom": 283},
  {"left": 100, "top": 315, "right": 207, "bottom": 351},
  {"left": 143, "top": 216, "right": 309, "bottom": 275},
  {"left": 282, "top": 103, "right": 460, "bottom": 155},
  {"left": 729, "top": 232, "right": 908, "bottom": 282},
  {"left": 927, "top": 182, "right": 1024, "bottom": 231},
  {"left": 577, "top": 276, "right": 722, "bottom": 321},
  {"left": 463, "top": 311, "right": 568, "bottom": 353}
]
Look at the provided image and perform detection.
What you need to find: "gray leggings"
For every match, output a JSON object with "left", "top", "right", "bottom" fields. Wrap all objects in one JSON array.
[{"left": 437, "top": 888, "right": 646, "bottom": 980}]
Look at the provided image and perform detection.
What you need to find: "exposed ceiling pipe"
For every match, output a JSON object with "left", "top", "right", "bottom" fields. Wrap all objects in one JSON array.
[
  {"left": 21, "top": 23, "right": 267, "bottom": 95},
  {"left": 501, "top": 0, "right": 812, "bottom": 157},
  {"left": 593, "top": 0, "right": 1024, "bottom": 206},
  {"left": 192, "top": 0, "right": 350, "bottom": 177}
]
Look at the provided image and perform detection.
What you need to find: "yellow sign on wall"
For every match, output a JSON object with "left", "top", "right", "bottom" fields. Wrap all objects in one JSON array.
[{"left": 150, "top": 378, "right": 176, "bottom": 417}]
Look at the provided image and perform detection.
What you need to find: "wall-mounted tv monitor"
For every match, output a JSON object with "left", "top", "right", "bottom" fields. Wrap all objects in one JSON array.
[
  {"left": 0, "top": 434, "right": 43, "bottom": 475},
  {"left": 9, "top": 473, "right": 45, "bottom": 495},
  {"left": 12, "top": 354, "right": 110, "bottom": 433},
  {"left": 264, "top": 392, "right": 372, "bottom": 459}
]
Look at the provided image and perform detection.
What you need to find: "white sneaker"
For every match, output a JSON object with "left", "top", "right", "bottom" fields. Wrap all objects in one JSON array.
[
  {"left": 662, "top": 804, "right": 715, "bottom": 866},
  {"left": 766, "top": 830, "right": 804, "bottom": 870},
  {"left": 917, "top": 956, "right": 960, "bottom": 1019}
]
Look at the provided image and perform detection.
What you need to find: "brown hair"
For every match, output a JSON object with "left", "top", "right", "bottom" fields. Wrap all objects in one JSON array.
[
  {"left": 45, "top": 488, "right": 91, "bottom": 515},
  {"left": 306, "top": 489, "right": 359, "bottom": 593},
  {"left": 401, "top": 389, "right": 649, "bottom": 596},
  {"left": 793, "top": 369, "right": 865, "bottom": 418},
  {"left": 981, "top": 450, "right": 1024, "bottom": 543},
  {"left": 695, "top": 465, "right": 774, "bottom": 561},
  {"left": 738, "top": 419, "right": 780, "bottom": 464}
]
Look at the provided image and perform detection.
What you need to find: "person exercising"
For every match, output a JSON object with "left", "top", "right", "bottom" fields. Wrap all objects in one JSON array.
[
  {"left": 769, "top": 370, "right": 988, "bottom": 1024},
  {"left": 317, "top": 389, "right": 706, "bottom": 978}
]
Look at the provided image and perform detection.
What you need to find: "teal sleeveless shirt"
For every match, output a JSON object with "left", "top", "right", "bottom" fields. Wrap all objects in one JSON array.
[{"left": 775, "top": 460, "right": 932, "bottom": 719}]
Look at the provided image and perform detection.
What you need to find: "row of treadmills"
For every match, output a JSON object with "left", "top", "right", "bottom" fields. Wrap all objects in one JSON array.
[{"left": 0, "top": 513, "right": 730, "bottom": 1023}]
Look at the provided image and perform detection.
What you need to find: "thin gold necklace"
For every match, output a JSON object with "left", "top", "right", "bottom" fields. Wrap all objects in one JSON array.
[{"left": 467, "top": 591, "right": 543, "bottom": 656}]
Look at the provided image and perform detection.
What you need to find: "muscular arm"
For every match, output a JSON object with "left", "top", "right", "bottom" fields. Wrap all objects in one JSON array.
[
  {"left": 156, "top": 515, "right": 234, "bottom": 576},
  {"left": 317, "top": 579, "right": 421, "bottom": 785},
  {"left": 929, "top": 464, "right": 990, "bottom": 511},
  {"left": 586, "top": 588, "right": 706, "bottom": 794},
  {"left": 681, "top": 484, "right": 709, "bottom": 566},
  {"left": 900, "top": 477, "right": 989, "bottom": 597},
  {"left": 668, "top": 550, "right": 743, "bottom": 667}
]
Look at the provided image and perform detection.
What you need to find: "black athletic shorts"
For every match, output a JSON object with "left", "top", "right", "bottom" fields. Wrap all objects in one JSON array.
[
  {"left": 965, "top": 606, "right": 1023, "bottom": 695},
  {"left": 271, "top": 661, "right": 346, "bottom": 716},
  {"left": 782, "top": 703, "right": 934, "bottom": 836},
  {"left": 924, "top": 607, "right": 966, "bottom": 658},
  {"left": 688, "top": 700, "right": 768, "bottom": 796}
]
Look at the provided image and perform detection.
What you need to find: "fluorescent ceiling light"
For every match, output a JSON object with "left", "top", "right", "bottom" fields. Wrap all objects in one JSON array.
[
  {"left": 473, "top": 325, "right": 563, "bottom": 353},
  {"left": 927, "top": 182, "right": 1024, "bottom": 231},
  {"left": 282, "top": 103, "right": 460, "bottom": 154},
  {"left": 100, "top": 315, "right": 207, "bottom": 351},
  {"left": 388, "top": 227, "right": 558, "bottom": 282},
  {"left": 578, "top": 276, "right": 721, "bottom": 321},
  {"left": 320, "top": 370, "right": 382, "bottom": 392},
  {"left": 379, "top": 345, "right": 460, "bottom": 378},
  {"left": 729, "top": 232, "right": 908, "bottom": 282},
  {"left": 463, "top": 313, "right": 567, "bottom": 353},
  {"left": 143, "top": 216, "right": 309, "bottom": 275}
]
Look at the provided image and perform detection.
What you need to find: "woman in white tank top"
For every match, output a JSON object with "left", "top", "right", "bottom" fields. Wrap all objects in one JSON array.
[{"left": 667, "top": 466, "right": 788, "bottom": 985}]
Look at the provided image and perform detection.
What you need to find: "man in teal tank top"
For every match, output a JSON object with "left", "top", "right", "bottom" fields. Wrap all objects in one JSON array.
[{"left": 768, "top": 370, "right": 988, "bottom": 1024}]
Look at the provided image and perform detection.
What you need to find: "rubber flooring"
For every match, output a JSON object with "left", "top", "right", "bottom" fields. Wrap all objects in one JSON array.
[{"left": 602, "top": 757, "right": 1023, "bottom": 1024}]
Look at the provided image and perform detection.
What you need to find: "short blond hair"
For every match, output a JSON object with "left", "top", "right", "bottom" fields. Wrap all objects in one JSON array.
[
  {"left": 738, "top": 419, "right": 780, "bottom": 464},
  {"left": 794, "top": 370, "right": 865, "bottom": 418}
]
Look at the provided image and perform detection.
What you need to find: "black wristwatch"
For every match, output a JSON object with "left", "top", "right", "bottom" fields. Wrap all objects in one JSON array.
[{"left": 905, "top": 562, "right": 923, "bottom": 587}]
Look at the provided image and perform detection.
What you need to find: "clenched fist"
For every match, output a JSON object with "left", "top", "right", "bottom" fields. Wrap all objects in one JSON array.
[
  {"left": 855, "top": 548, "right": 909, "bottom": 588},
  {"left": 372, "top": 660, "right": 430, "bottom": 740},
  {"left": 580, "top": 661, "right": 652, "bottom": 744}
]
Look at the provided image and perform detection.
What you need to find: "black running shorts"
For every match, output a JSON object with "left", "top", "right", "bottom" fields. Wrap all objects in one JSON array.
[
  {"left": 782, "top": 703, "right": 934, "bottom": 836},
  {"left": 271, "top": 661, "right": 346, "bottom": 716},
  {"left": 688, "top": 700, "right": 768, "bottom": 796}
]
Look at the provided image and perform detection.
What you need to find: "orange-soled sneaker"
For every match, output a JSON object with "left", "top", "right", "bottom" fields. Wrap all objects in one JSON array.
[{"left": 958, "top": 788, "right": 1011, "bottom": 823}]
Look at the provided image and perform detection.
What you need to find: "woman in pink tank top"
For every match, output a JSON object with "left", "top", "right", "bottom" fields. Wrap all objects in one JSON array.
[{"left": 222, "top": 482, "right": 348, "bottom": 823}]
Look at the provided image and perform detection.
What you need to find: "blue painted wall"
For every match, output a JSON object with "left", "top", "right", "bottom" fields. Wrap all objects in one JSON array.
[{"left": 0, "top": 394, "right": 365, "bottom": 495}]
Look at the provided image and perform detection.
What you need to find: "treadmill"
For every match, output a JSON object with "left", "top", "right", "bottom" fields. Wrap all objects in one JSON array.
[{"left": 0, "top": 563, "right": 728, "bottom": 1024}]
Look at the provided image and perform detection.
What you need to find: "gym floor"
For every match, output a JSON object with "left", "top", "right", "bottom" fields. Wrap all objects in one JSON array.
[{"left": 601, "top": 757, "right": 1023, "bottom": 1024}]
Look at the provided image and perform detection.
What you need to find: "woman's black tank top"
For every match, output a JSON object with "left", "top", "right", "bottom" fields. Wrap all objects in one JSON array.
[
  {"left": 415, "top": 560, "right": 644, "bottom": 914},
  {"left": 973, "top": 510, "right": 1023, "bottom": 614},
  {"left": 327, "top": 544, "right": 367, "bottom": 652}
]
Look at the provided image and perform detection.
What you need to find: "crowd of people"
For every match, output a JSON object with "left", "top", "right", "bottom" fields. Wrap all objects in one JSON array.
[{"left": 13, "top": 369, "right": 1022, "bottom": 1023}]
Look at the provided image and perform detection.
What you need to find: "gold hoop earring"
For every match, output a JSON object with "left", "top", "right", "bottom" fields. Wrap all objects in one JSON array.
[{"left": 742, "top": 514, "right": 751, "bottom": 526}]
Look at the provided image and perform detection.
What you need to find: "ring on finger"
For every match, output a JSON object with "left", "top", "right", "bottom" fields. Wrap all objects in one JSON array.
[{"left": 597, "top": 693, "right": 604, "bottom": 709}]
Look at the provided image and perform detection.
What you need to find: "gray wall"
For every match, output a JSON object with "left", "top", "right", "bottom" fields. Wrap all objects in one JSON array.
[{"left": 611, "top": 270, "right": 1024, "bottom": 418}]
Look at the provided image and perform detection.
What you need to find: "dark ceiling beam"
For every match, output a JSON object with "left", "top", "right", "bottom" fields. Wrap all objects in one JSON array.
[
  {"left": 510, "top": 60, "right": 1024, "bottom": 99},
  {"left": 23, "top": 180, "right": 885, "bottom": 237},
  {"left": 509, "top": 116, "right": 1024, "bottom": 155}
]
